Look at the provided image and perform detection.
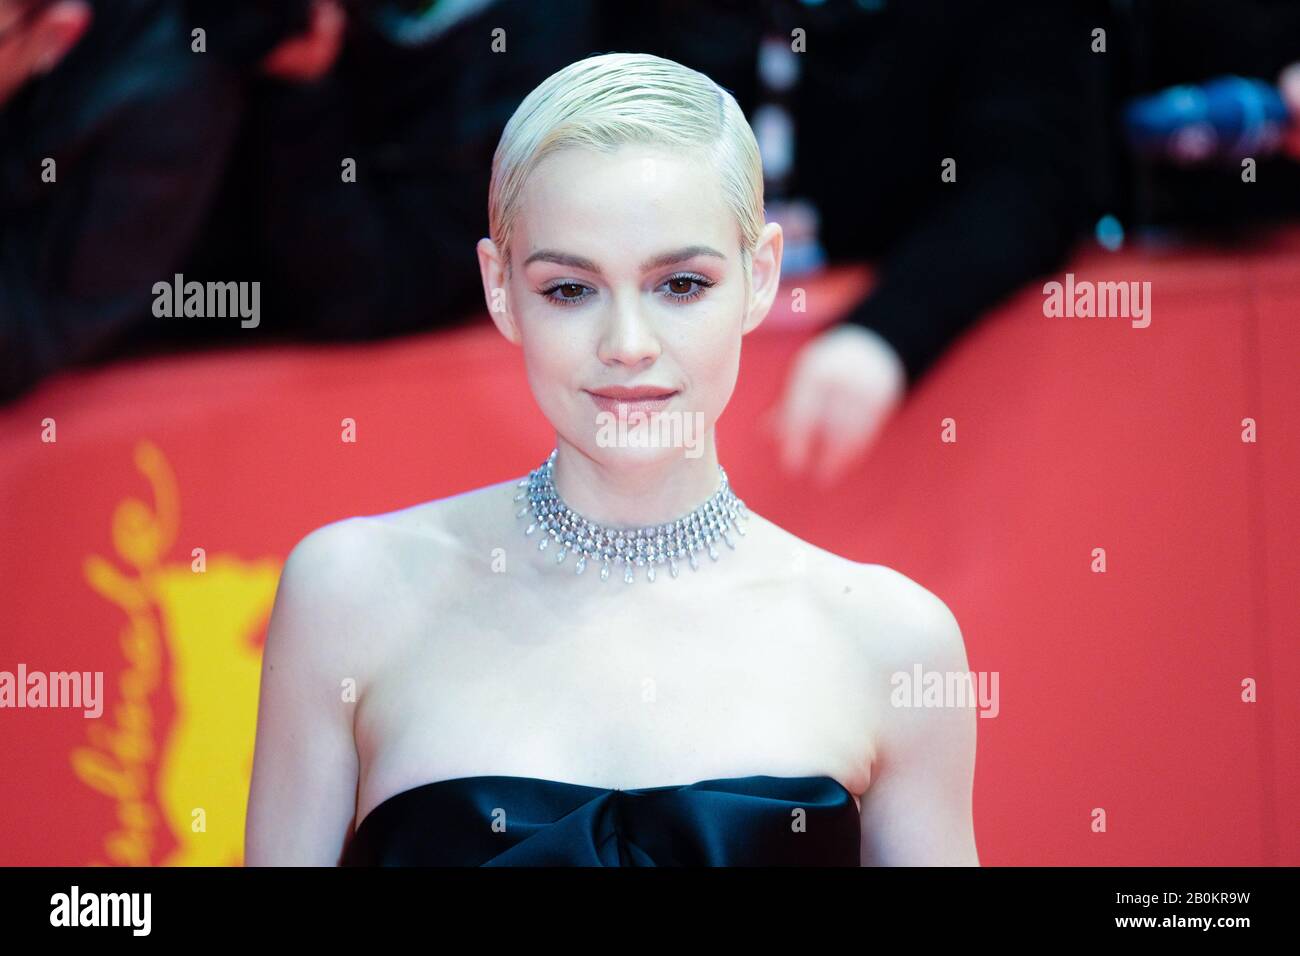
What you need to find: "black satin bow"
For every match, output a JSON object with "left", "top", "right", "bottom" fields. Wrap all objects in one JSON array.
[{"left": 341, "top": 774, "right": 860, "bottom": 866}]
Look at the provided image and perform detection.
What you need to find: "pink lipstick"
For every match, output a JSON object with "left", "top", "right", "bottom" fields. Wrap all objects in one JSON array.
[{"left": 584, "top": 384, "right": 679, "bottom": 415}]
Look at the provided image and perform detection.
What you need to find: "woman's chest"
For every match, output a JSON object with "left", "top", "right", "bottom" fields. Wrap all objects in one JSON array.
[{"left": 353, "top": 590, "right": 882, "bottom": 794}]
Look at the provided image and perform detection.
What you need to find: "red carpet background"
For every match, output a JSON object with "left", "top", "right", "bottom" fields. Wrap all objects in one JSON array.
[{"left": 1, "top": 233, "right": 1296, "bottom": 866}]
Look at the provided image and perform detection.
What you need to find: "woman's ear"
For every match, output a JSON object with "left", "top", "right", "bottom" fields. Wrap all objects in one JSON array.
[
  {"left": 741, "top": 221, "right": 783, "bottom": 335},
  {"left": 477, "top": 237, "right": 521, "bottom": 345}
]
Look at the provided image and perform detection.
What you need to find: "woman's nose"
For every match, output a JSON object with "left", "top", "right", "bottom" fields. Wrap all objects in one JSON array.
[{"left": 596, "top": 295, "right": 661, "bottom": 367}]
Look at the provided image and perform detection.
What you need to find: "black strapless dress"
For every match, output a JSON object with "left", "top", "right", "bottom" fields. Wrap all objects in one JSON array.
[{"left": 340, "top": 774, "right": 860, "bottom": 866}]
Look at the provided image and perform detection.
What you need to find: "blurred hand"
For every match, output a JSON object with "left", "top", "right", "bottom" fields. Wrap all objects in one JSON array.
[
  {"left": 767, "top": 323, "right": 907, "bottom": 487},
  {"left": 260, "top": 0, "right": 345, "bottom": 83},
  {"left": 1280, "top": 62, "right": 1300, "bottom": 161},
  {"left": 0, "top": 1, "right": 91, "bottom": 108}
]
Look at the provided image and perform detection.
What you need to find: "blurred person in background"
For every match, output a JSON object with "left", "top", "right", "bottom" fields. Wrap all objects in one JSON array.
[
  {"left": 753, "top": 0, "right": 1114, "bottom": 485},
  {"left": 0, "top": 0, "right": 242, "bottom": 402},
  {"left": 0, "top": 0, "right": 345, "bottom": 403},
  {"left": 1113, "top": 0, "right": 1300, "bottom": 236},
  {"left": 202, "top": 0, "right": 600, "bottom": 346}
]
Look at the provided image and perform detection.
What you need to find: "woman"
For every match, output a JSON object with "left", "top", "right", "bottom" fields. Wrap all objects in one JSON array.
[{"left": 244, "top": 51, "right": 979, "bottom": 866}]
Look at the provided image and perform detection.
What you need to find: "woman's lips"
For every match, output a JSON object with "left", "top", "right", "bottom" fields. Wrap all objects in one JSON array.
[{"left": 585, "top": 389, "right": 678, "bottom": 415}]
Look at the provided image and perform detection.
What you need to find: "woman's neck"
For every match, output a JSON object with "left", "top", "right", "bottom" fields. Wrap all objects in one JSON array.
[{"left": 548, "top": 435, "right": 724, "bottom": 528}]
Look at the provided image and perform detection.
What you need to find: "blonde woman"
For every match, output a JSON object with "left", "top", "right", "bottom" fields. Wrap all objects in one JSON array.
[{"left": 244, "top": 51, "right": 979, "bottom": 867}]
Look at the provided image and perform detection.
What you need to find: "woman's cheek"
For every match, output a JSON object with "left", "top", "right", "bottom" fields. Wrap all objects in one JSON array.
[
  {"left": 680, "top": 311, "right": 743, "bottom": 416},
  {"left": 520, "top": 340, "right": 566, "bottom": 421}
]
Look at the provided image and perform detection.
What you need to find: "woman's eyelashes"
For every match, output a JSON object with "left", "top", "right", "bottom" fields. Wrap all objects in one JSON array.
[
  {"left": 661, "top": 272, "right": 716, "bottom": 302},
  {"left": 537, "top": 272, "right": 716, "bottom": 308}
]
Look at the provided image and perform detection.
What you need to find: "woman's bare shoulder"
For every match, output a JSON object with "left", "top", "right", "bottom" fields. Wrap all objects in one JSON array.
[
  {"left": 746, "top": 512, "right": 963, "bottom": 659},
  {"left": 269, "top": 478, "right": 523, "bottom": 670},
  {"left": 286, "top": 476, "right": 523, "bottom": 573}
]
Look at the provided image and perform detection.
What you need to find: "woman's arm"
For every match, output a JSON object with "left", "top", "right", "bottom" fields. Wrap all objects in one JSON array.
[
  {"left": 856, "top": 567, "right": 980, "bottom": 866},
  {"left": 244, "top": 521, "right": 370, "bottom": 865}
]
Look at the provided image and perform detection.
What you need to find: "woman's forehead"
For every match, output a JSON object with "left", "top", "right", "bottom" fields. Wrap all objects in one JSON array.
[
  {"left": 518, "top": 146, "right": 734, "bottom": 261},
  {"left": 529, "top": 148, "right": 722, "bottom": 207}
]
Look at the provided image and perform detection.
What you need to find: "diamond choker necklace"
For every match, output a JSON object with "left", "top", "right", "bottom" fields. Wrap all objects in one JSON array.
[{"left": 514, "top": 448, "right": 750, "bottom": 583}]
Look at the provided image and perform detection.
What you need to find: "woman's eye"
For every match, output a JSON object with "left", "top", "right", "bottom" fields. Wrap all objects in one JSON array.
[
  {"left": 540, "top": 274, "right": 714, "bottom": 307},
  {"left": 541, "top": 282, "right": 592, "bottom": 306},
  {"left": 662, "top": 274, "right": 714, "bottom": 301}
]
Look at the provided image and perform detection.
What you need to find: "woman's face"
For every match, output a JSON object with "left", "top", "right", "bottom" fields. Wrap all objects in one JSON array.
[{"left": 479, "top": 143, "right": 781, "bottom": 466}]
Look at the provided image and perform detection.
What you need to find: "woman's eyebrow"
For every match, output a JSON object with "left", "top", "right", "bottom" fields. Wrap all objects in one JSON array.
[{"left": 522, "top": 245, "right": 726, "bottom": 275}]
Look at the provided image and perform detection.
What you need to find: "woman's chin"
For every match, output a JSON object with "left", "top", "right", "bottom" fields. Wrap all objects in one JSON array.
[{"left": 572, "top": 439, "right": 709, "bottom": 468}]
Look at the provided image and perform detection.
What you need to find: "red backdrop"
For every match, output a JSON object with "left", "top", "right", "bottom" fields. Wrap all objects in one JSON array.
[{"left": 1, "top": 233, "right": 1296, "bottom": 866}]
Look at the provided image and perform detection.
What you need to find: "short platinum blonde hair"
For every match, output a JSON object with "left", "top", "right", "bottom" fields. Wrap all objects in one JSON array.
[{"left": 488, "top": 51, "right": 765, "bottom": 278}]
